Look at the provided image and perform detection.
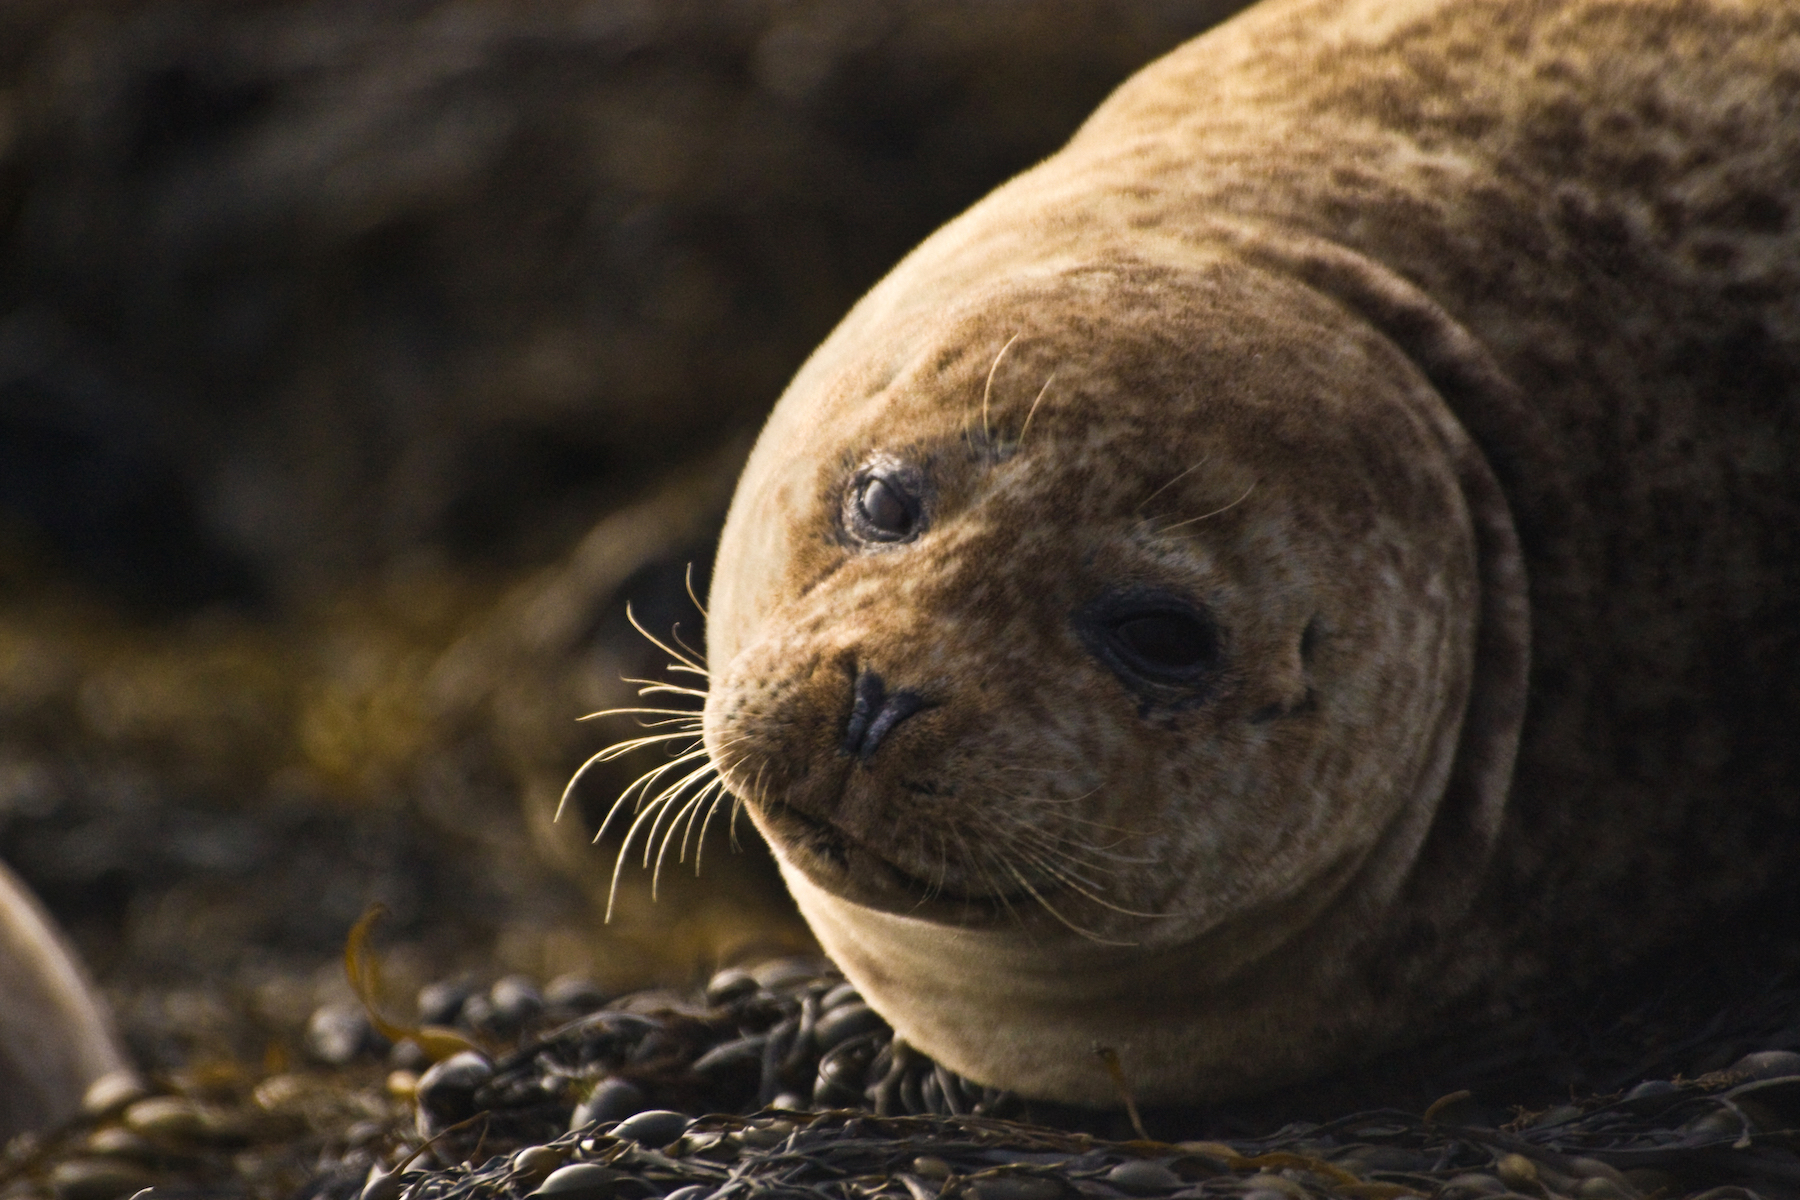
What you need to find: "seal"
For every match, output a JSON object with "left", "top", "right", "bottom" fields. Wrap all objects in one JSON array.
[
  {"left": 0, "top": 859, "right": 135, "bottom": 1134},
  {"left": 688, "top": 0, "right": 1800, "bottom": 1104}
]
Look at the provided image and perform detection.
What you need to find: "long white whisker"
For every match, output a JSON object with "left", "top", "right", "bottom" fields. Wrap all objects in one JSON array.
[
  {"left": 980, "top": 332, "right": 1022, "bottom": 445},
  {"left": 1017, "top": 371, "right": 1056, "bottom": 444},
  {"left": 1159, "top": 480, "right": 1256, "bottom": 531},
  {"left": 626, "top": 603, "right": 707, "bottom": 675}
]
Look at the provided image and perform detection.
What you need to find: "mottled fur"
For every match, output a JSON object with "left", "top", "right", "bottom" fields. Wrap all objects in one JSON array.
[{"left": 703, "top": 0, "right": 1800, "bottom": 1103}]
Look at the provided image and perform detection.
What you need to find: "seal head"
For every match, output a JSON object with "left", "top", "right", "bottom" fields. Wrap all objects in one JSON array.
[{"left": 703, "top": 252, "right": 1526, "bottom": 1102}]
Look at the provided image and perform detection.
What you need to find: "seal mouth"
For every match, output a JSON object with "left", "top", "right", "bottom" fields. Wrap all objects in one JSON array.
[{"left": 761, "top": 800, "right": 1041, "bottom": 914}]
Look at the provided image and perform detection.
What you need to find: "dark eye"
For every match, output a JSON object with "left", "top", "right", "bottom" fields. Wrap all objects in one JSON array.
[
  {"left": 848, "top": 473, "right": 921, "bottom": 543},
  {"left": 1112, "top": 611, "right": 1215, "bottom": 672},
  {"left": 1076, "top": 590, "right": 1223, "bottom": 697}
]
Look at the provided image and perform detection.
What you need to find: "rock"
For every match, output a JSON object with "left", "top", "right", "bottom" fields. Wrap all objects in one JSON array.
[
  {"left": 306, "top": 1003, "right": 377, "bottom": 1065},
  {"left": 569, "top": 1077, "right": 648, "bottom": 1130},
  {"left": 529, "top": 1164, "right": 621, "bottom": 1200},
  {"left": 609, "top": 1109, "right": 693, "bottom": 1146},
  {"left": 1727, "top": 1049, "right": 1800, "bottom": 1080},
  {"left": 1104, "top": 1161, "right": 1183, "bottom": 1195},
  {"left": 414, "top": 1050, "right": 494, "bottom": 1131}
]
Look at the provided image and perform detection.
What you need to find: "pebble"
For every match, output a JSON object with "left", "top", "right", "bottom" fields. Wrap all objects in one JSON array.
[
  {"left": 417, "top": 979, "right": 473, "bottom": 1026},
  {"left": 546, "top": 974, "right": 609, "bottom": 1012},
  {"left": 511, "top": 1145, "right": 567, "bottom": 1184},
  {"left": 609, "top": 1108, "right": 693, "bottom": 1146},
  {"left": 490, "top": 974, "right": 546, "bottom": 1029},
  {"left": 1495, "top": 1155, "right": 1539, "bottom": 1190},
  {"left": 820, "top": 981, "right": 862, "bottom": 1010},
  {"left": 1727, "top": 1049, "right": 1800, "bottom": 1080},
  {"left": 50, "top": 1160, "right": 156, "bottom": 1200},
  {"left": 1622, "top": 1079, "right": 1678, "bottom": 1102},
  {"left": 1440, "top": 1173, "right": 1507, "bottom": 1196},
  {"left": 121, "top": 1095, "right": 205, "bottom": 1140},
  {"left": 704, "top": 967, "right": 759, "bottom": 1006},
  {"left": 1238, "top": 1174, "right": 1307, "bottom": 1200},
  {"left": 751, "top": 957, "right": 821, "bottom": 990},
  {"left": 912, "top": 1157, "right": 953, "bottom": 1179},
  {"left": 414, "top": 1050, "right": 494, "bottom": 1128},
  {"left": 80, "top": 1071, "right": 148, "bottom": 1117},
  {"left": 530, "top": 1163, "right": 621, "bottom": 1200},
  {"left": 813, "top": 1001, "right": 886, "bottom": 1051},
  {"left": 1104, "top": 1160, "right": 1183, "bottom": 1195},
  {"left": 664, "top": 1187, "right": 711, "bottom": 1200},
  {"left": 307, "top": 1002, "right": 378, "bottom": 1065},
  {"left": 569, "top": 1077, "right": 648, "bottom": 1130}
]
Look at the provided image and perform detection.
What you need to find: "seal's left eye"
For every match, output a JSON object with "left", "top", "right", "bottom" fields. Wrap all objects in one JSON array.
[{"left": 850, "top": 474, "right": 920, "bottom": 542}]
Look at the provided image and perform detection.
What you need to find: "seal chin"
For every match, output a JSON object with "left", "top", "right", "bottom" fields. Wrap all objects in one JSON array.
[{"left": 756, "top": 800, "right": 1038, "bottom": 925}]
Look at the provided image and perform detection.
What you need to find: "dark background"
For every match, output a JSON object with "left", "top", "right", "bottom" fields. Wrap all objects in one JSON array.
[{"left": 0, "top": 0, "right": 1247, "bottom": 1072}]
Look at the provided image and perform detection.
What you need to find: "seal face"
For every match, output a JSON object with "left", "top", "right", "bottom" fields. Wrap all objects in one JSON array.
[{"left": 700, "top": 0, "right": 1800, "bottom": 1103}]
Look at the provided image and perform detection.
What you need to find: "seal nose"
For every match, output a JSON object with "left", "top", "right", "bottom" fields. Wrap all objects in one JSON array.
[{"left": 842, "top": 669, "right": 927, "bottom": 762}]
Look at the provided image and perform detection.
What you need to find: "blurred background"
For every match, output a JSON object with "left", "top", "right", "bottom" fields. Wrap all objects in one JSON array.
[{"left": 0, "top": 0, "right": 1249, "bottom": 1076}]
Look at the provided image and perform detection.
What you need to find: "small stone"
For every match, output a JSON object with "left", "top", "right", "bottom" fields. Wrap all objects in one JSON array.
[
  {"left": 820, "top": 981, "right": 862, "bottom": 1010},
  {"left": 750, "top": 958, "right": 820, "bottom": 991},
  {"left": 1623, "top": 1079, "right": 1678, "bottom": 1102},
  {"left": 704, "top": 967, "right": 758, "bottom": 1005},
  {"left": 307, "top": 1003, "right": 376, "bottom": 1065},
  {"left": 1495, "top": 1155, "right": 1539, "bottom": 1190},
  {"left": 736, "top": 1122, "right": 795, "bottom": 1148},
  {"left": 50, "top": 1160, "right": 156, "bottom": 1200},
  {"left": 80, "top": 1071, "right": 148, "bottom": 1117},
  {"left": 490, "top": 975, "right": 546, "bottom": 1029},
  {"left": 82, "top": 1128, "right": 157, "bottom": 1162},
  {"left": 691, "top": 1035, "right": 767, "bottom": 1076},
  {"left": 122, "top": 1096, "right": 204, "bottom": 1140},
  {"left": 664, "top": 1187, "right": 711, "bottom": 1200},
  {"left": 512, "top": 1145, "right": 566, "bottom": 1184},
  {"left": 912, "top": 1158, "right": 952, "bottom": 1180},
  {"left": 1728, "top": 1049, "right": 1800, "bottom": 1080},
  {"left": 771, "top": 1091, "right": 808, "bottom": 1110},
  {"left": 460, "top": 993, "right": 496, "bottom": 1030},
  {"left": 1239, "top": 1175, "right": 1308, "bottom": 1200},
  {"left": 1441, "top": 1174, "right": 1507, "bottom": 1196},
  {"left": 570, "top": 1077, "right": 647, "bottom": 1130},
  {"left": 1576, "top": 1178, "right": 1635, "bottom": 1200},
  {"left": 386, "top": 1069, "right": 419, "bottom": 1099},
  {"left": 530, "top": 1163, "right": 620, "bottom": 1200},
  {"left": 415, "top": 1050, "right": 494, "bottom": 1128},
  {"left": 812, "top": 1002, "right": 886, "bottom": 1051},
  {"left": 417, "top": 979, "right": 472, "bottom": 1026},
  {"left": 1569, "top": 1158, "right": 1633, "bottom": 1188},
  {"left": 609, "top": 1109, "right": 692, "bottom": 1146},
  {"left": 389, "top": 1039, "right": 431, "bottom": 1071},
  {"left": 546, "top": 974, "right": 609, "bottom": 1012},
  {"left": 1105, "top": 1161, "right": 1183, "bottom": 1195}
]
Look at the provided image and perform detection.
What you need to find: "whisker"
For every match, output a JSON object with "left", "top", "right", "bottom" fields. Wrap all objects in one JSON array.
[
  {"left": 1135, "top": 456, "right": 1212, "bottom": 512},
  {"left": 980, "top": 332, "right": 1022, "bottom": 445},
  {"left": 1016, "top": 371, "right": 1057, "bottom": 444},
  {"left": 626, "top": 603, "right": 708, "bottom": 675},
  {"left": 1159, "top": 480, "right": 1257, "bottom": 532},
  {"left": 684, "top": 563, "right": 709, "bottom": 620},
  {"left": 997, "top": 855, "right": 1139, "bottom": 946}
]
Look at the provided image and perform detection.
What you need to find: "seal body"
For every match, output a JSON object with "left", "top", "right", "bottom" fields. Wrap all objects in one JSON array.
[
  {"left": 702, "top": 0, "right": 1800, "bottom": 1104},
  {"left": 0, "top": 860, "right": 133, "bottom": 1134}
]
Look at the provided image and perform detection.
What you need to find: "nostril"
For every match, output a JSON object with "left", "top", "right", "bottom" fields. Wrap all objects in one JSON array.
[
  {"left": 843, "top": 669, "right": 886, "bottom": 756},
  {"left": 842, "top": 669, "right": 928, "bottom": 762}
]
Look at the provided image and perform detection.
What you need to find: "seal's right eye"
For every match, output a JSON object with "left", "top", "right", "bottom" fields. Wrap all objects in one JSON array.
[{"left": 847, "top": 473, "right": 922, "bottom": 543}]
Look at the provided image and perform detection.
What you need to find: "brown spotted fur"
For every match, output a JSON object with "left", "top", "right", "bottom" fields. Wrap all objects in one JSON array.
[{"left": 702, "top": 0, "right": 1800, "bottom": 1103}]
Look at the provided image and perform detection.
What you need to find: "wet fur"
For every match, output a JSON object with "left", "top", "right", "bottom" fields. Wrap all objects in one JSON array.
[{"left": 701, "top": 0, "right": 1800, "bottom": 1104}]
